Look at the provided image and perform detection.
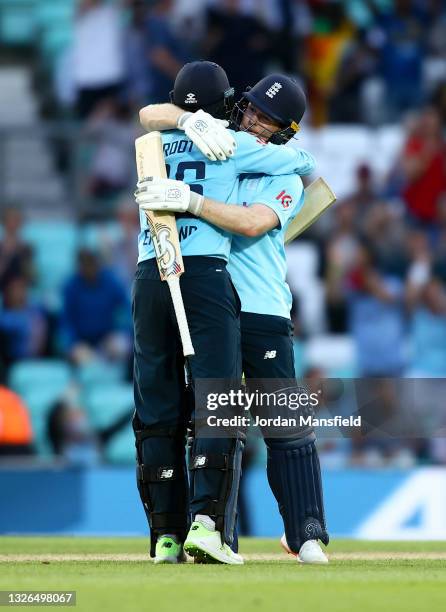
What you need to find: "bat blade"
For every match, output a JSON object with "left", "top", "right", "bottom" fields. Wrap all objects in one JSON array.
[
  {"left": 285, "top": 177, "right": 336, "bottom": 244},
  {"left": 135, "top": 132, "right": 184, "bottom": 281},
  {"left": 135, "top": 131, "right": 194, "bottom": 356}
]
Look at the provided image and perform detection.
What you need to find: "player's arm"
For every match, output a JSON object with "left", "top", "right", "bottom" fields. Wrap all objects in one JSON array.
[
  {"left": 139, "top": 103, "right": 184, "bottom": 132},
  {"left": 234, "top": 131, "right": 315, "bottom": 177},
  {"left": 135, "top": 175, "right": 303, "bottom": 238},
  {"left": 200, "top": 199, "right": 278, "bottom": 237},
  {"left": 139, "top": 104, "right": 236, "bottom": 161}
]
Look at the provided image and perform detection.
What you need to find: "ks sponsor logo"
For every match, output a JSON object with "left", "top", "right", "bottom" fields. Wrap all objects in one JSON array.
[{"left": 276, "top": 190, "right": 293, "bottom": 208}]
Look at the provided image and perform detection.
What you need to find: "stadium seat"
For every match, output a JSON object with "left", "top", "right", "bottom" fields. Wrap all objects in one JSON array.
[
  {"left": 293, "top": 339, "right": 305, "bottom": 377},
  {"left": 8, "top": 359, "right": 73, "bottom": 454},
  {"left": 304, "top": 335, "right": 357, "bottom": 377},
  {"left": 104, "top": 422, "right": 135, "bottom": 465},
  {"left": 0, "top": 0, "right": 36, "bottom": 45},
  {"left": 84, "top": 382, "right": 134, "bottom": 430},
  {"left": 286, "top": 242, "right": 319, "bottom": 287},
  {"left": 79, "top": 221, "right": 124, "bottom": 253},
  {"left": 76, "top": 360, "right": 126, "bottom": 390},
  {"left": 21, "top": 220, "right": 79, "bottom": 308}
]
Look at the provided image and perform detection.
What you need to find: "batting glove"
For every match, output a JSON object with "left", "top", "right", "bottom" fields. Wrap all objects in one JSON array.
[
  {"left": 135, "top": 177, "right": 204, "bottom": 217},
  {"left": 177, "top": 109, "right": 237, "bottom": 162}
]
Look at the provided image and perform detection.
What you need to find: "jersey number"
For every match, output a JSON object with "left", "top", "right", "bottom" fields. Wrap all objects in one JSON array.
[
  {"left": 165, "top": 161, "right": 205, "bottom": 195},
  {"left": 142, "top": 161, "right": 206, "bottom": 245}
]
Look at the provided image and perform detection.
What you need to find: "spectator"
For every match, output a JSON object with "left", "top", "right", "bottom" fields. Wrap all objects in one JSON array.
[
  {"left": 204, "top": 0, "right": 271, "bottom": 98},
  {"left": 0, "top": 277, "right": 49, "bottom": 366},
  {"left": 110, "top": 198, "right": 139, "bottom": 293},
  {"left": 325, "top": 201, "right": 360, "bottom": 333},
  {"left": 59, "top": 249, "right": 131, "bottom": 365},
  {"left": 73, "top": 0, "right": 126, "bottom": 118},
  {"left": 123, "top": 0, "right": 151, "bottom": 108},
  {"left": 0, "top": 386, "right": 34, "bottom": 457},
  {"left": 375, "top": 0, "right": 427, "bottom": 118},
  {"left": 330, "top": 30, "right": 378, "bottom": 123},
  {"left": 304, "top": 2, "right": 355, "bottom": 126},
  {"left": 0, "top": 207, "right": 33, "bottom": 298},
  {"left": 47, "top": 398, "right": 132, "bottom": 465},
  {"left": 144, "top": 0, "right": 191, "bottom": 103},
  {"left": 83, "top": 100, "right": 136, "bottom": 199},
  {"left": 400, "top": 107, "right": 446, "bottom": 225},
  {"left": 361, "top": 203, "right": 408, "bottom": 278},
  {"left": 406, "top": 263, "right": 446, "bottom": 376},
  {"left": 347, "top": 240, "right": 407, "bottom": 376}
]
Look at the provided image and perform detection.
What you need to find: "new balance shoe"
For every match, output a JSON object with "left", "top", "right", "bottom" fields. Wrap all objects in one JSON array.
[
  {"left": 154, "top": 534, "right": 187, "bottom": 564},
  {"left": 184, "top": 519, "right": 243, "bottom": 565}
]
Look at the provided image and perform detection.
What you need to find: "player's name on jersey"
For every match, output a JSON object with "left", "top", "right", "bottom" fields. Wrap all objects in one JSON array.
[
  {"left": 162, "top": 138, "right": 194, "bottom": 158},
  {"left": 206, "top": 415, "right": 362, "bottom": 428}
]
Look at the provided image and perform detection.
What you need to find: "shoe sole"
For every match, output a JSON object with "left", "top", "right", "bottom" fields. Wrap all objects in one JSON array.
[
  {"left": 154, "top": 552, "right": 187, "bottom": 564},
  {"left": 184, "top": 541, "right": 243, "bottom": 565}
]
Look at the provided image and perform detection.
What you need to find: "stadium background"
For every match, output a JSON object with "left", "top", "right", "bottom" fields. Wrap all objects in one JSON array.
[{"left": 0, "top": 0, "right": 445, "bottom": 540}]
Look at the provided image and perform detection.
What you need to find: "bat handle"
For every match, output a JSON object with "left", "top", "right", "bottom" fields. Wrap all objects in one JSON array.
[{"left": 167, "top": 276, "right": 195, "bottom": 357}]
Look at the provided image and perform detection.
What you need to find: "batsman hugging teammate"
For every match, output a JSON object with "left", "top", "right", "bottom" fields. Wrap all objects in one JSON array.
[
  {"left": 132, "top": 61, "right": 317, "bottom": 565},
  {"left": 136, "top": 61, "right": 329, "bottom": 565}
]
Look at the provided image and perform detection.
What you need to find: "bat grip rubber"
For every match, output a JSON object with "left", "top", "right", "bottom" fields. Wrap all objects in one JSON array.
[{"left": 167, "top": 276, "right": 195, "bottom": 357}]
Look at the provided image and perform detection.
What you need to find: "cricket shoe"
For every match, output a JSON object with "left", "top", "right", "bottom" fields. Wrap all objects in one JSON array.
[
  {"left": 154, "top": 534, "right": 187, "bottom": 564},
  {"left": 184, "top": 518, "right": 244, "bottom": 565},
  {"left": 280, "top": 534, "right": 328, "bottom": 564}
]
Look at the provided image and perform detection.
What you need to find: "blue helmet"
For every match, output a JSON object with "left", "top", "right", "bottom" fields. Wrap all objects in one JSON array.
[{"left": 232, "top": 73, "right": 306, "bottom": 143}]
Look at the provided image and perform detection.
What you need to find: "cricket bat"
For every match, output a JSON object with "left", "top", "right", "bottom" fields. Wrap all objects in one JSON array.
[
  {"left": 285, "top": 177, "right": 336, "bottom": 244},
  {"left": 135, "top": 132, "right": 195, "bottom": 356}
]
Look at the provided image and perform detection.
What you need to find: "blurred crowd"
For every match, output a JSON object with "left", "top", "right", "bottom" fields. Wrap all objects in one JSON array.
[
  {"left": 0, "top": 0, "right": 446, "bottom": 468},
  {"left": 51, "top": 0, "right": 446, "bottom": 126}
]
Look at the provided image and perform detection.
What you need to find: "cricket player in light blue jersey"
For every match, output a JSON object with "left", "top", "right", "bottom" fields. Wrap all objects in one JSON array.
[
  {"left": 133, "top": 62, "right": 317, "bottom": 566},
  {"left": 137, "top": 73, "right": 329, "bottom": 564}
]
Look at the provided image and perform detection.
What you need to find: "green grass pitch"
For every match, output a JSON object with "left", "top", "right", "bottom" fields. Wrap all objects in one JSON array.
[{"left": 1, "top": 537, "right": 445, "bottom": 612}]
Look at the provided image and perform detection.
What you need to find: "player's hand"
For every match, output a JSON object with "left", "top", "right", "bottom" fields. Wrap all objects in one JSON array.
[
  {"left": 177, "top": 109, "right": 237, "bottom": 162},
  {"left": 135, "top": 177, "right": 204, "bottom": 216}
]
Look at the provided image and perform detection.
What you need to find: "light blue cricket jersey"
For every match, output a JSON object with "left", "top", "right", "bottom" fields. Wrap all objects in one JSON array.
[
  {"left": 227, "top": 173, "right": 305, "bottom": 318},
  {"left": 137, "top": 129, "right": 314, "bottom": 263}
]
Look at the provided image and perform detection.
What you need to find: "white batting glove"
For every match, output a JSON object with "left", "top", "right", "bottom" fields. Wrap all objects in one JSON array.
[
  {"left": 135, "top": 177, "right": 204, "bottom": 216},
  {"left": 177, "top": 109, "right": 237, "bottom": 162}
]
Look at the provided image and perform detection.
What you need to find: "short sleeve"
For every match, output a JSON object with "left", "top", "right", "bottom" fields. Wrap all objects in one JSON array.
[{"left": 250, "top": 174, "right": 304, "bottom": 229}]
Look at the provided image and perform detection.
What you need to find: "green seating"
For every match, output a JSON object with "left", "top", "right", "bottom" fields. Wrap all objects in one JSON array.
[
  {"left": 21, "top": 220, "right": 79, "bottom": 307},
  {"left": 84, "top": 382, "right": 134, "bottom": 430},
  {"left": 77, "top": 359, "right": 125, "bottom": 390},
  {"left": 0, "top": 0, "right": 36, "bottom": 45},
  {"left": 104, "top": 422, "right": 135, "bottom": 464},
  {"left": 9, "top": 359, "right": 73, "bottom": 454}
]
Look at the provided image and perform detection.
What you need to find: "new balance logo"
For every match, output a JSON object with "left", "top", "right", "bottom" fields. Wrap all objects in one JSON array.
[
  {"left": 264, "top": 350, "right": 277, "bottom": 359},
  {"left": 265, "top": 82, "right": 282, "bottom": 98},
  {"left": 185, "top": 92, "right": 197, "bottom": 104},
  {"left": 193, "top": 455, "right": 207, "bottom": 468},
  {"left": 159, "top": 468, "right": 174, "bottom": 479}
]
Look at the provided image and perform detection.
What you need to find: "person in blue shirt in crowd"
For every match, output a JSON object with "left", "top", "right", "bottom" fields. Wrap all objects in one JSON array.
[
  {"left": 145, "top": 0, "right": 190, "bottom": 103},
  {"left": 60, "top": 249, "right": 131, "bottom": 365}
]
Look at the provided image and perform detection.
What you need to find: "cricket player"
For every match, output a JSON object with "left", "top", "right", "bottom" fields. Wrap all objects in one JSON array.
[
  {"left": 133, "top": 61, "right": 316, "bottom": 565},
  {"left": 136, "top": 74, "right": 329, "bottom": 564}
]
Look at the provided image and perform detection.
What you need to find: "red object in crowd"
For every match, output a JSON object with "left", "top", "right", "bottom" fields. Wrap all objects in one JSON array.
[
  {"left": 0, "top": 387, "right": 33, "bottom": 445},
  {"left": 403, "top": 137, "right": 446, "bottom": 223}
]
